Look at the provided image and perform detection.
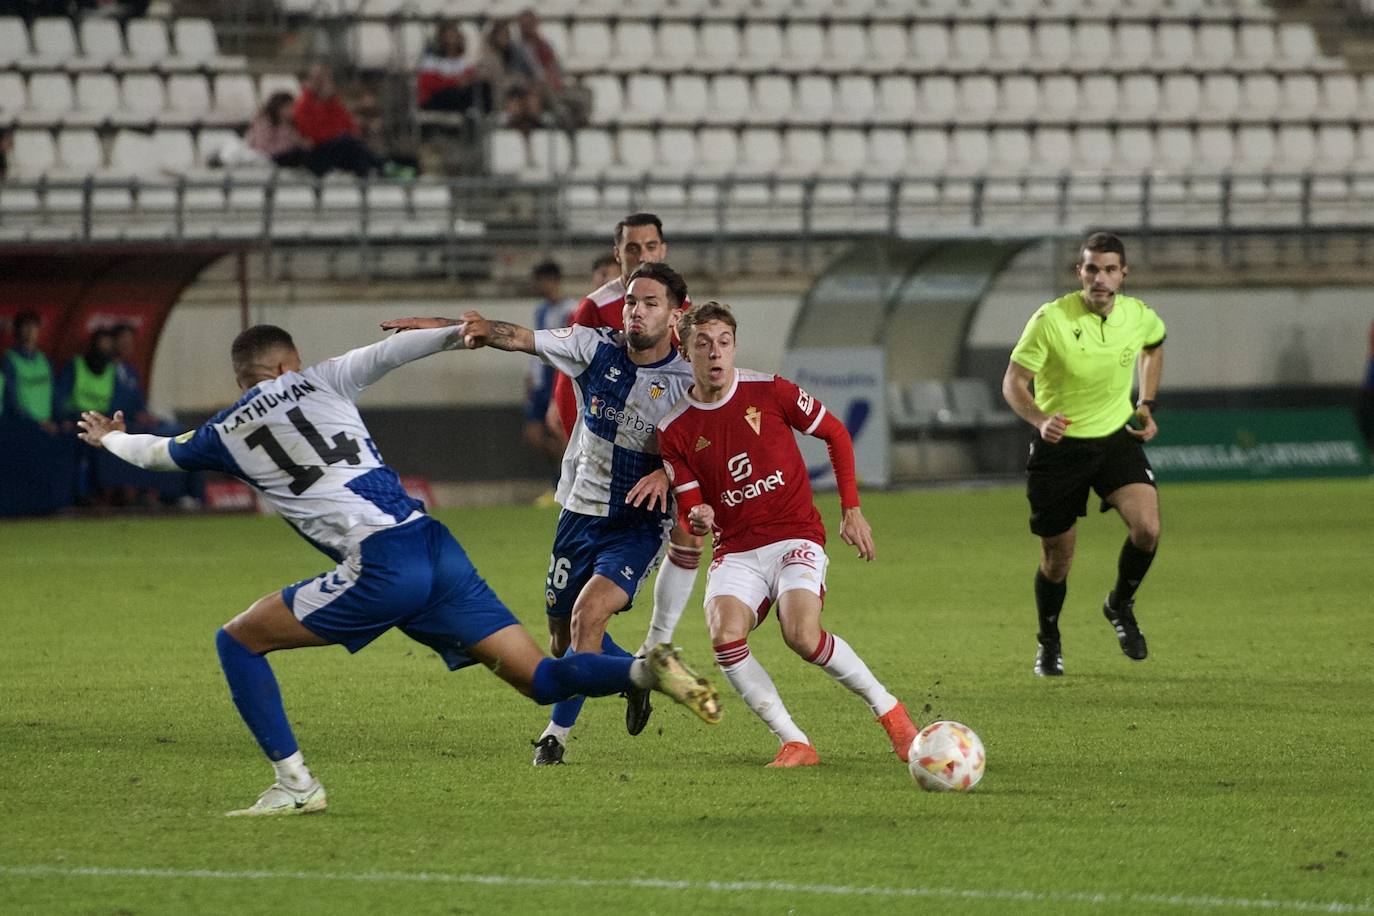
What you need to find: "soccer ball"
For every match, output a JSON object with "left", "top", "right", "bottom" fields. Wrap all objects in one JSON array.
[{"left": 908, "top": 720, "right": 985, "bottom": 792}]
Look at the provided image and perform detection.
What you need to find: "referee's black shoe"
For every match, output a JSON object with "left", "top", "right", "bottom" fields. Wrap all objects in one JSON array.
[
  {"left": 1034, "top": 634, "right": 1063, "bottom": 677},
  {"left": 1104, "top": 594, "right": 1148, "bottom": 660}
]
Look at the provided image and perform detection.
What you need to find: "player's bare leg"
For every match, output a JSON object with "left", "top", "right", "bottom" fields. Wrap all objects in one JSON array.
[
  {"left": 534, "top": 575, "right": 633, "bottom": 762},
  {"left": 1034, "top": 527, "right": 1076, "bottom": 676},
  {"left": 1102, "top": 483, "right": 1160, "bottom": 661},
  {"left": 707, "top": 594, "right": 813, "bottom": 766},
  {"left": 219, "top": 591, "right": 331, "bottom": 817},
  {"left": 777, "top": 588, "right": 917, "bottom": 762}
]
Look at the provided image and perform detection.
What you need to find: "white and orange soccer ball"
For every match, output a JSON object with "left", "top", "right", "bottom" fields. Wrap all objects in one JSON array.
[{"left": 908, "top": 720, "right": 985, "bottom": 792}]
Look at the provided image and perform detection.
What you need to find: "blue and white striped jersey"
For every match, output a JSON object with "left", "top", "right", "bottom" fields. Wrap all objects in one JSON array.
[
  {"left": 165, "top": 328, "right": 463, "bottom": 561},
  {"left": 535, "top": 325, "right": 693, "bottom": 526}
]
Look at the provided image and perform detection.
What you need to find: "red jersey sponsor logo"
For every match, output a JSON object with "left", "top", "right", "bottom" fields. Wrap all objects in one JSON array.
[{"left": 720, "top": 468, "right": 785, "bottom": 507}]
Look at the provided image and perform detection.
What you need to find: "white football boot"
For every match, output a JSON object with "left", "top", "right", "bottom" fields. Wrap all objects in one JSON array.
[{"left": 225, "top": 780, "right": 327, "bottom": 817}]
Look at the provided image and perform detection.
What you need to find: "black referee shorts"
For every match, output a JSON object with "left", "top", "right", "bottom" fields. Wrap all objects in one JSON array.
[{"left": 1025, "top": 428, "right": 1156, "bottom": 538}]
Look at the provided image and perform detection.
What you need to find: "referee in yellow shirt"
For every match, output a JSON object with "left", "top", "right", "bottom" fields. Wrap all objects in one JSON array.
[{"left": 1002, "top": 232, "right": 1165, "bottom": 677}]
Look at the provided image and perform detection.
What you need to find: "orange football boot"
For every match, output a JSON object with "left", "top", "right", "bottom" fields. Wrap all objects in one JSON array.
[
  {"left": 878, "top": 702, "right": 919, "bottom": 763},
  {"left": 766, "top": 741, "right": 821, "bottom": 768}
]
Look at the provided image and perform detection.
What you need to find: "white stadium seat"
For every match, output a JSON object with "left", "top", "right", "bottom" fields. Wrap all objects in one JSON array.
[
  {"left": 70, "top": 73, "right": 120, "bottom": 128},
  {"left": 916, "top": 75, "right": 957, "bottom": 123},
  {"left": 1032, "top": 127, "right": 1072, "bottom": 175},
  {"left": 616, "top": 127, "right": 656, "bottom": 174},
  {"left": 955, "top": 75, "right": 997, "bottom": 123},
  {"left": 350, "top": 22, "right": 394, "bottom": 71},
  {"left": 875, "top": 75, "right": 918, "bottom": 124},
  {"left": 584, "top": 74, "right": 622, "bottom": 125},
  {"left": 0, "top": 71, "right": 25, "bottom": 121},
  {"left": 654, "top": 22, "right": 697, "bottom": 74},
  {"left": 1276, "top": 23, "right": 1318, "bottom": 70},
  {"left": 527, "top": 129, "right": 572, "bottom": 178},
  {"left": 663, "top": 75, "right": 708, "bottom": 126},
  {"left": 907, "top": 128, "right": 948, "bottom": 176},
  {"left": 1320, "top": 74, "right": 1360, "bottom": 120},
  {"left": 568, "top": 22, "right": 611, "bottom": 73},
  {"left": 752, "top": 75, "right": 794, "bottom": 123},
  {"left": 987, "top": 127, "right": 1031, "bottom": 175},
  {"left": 118, "top": 19, "right": 171, "bottom": 72},
  {"left": 1195, "top": 24, "right": 1236, "bottom": 70},
  {"left": 1236, "top": 23, "right": 1275, "bottom": 70},
  {"left": 824, "top": 128, "right": 867, "bottom": 177},
  {"left": 867, "top": 128, "right": 908, "bottom": 177},
  {"left": 1158, "top": 74, "right": 1200, "bottom": 123},
  {"left": 780, "top": 128, "right": 825, "bottom": 177},
  {"left": 695, "top": 127, "right": 739, "bottom": 177},
  {"left": 172, "top": 18, "right": 247, "bottom": 71},
  {"left": 791, "top": 75, "right": 834, "bottom": 125},
  {"left": 1152, "top": 23, "right": 1195, "bottom": 72},
  {"left": 1116, "top": 74, "right": 1159, "bottom": 121},
  {"left": 997, "top": 75, "right": 1039, "bottom": 121},
  {"left": 164, "top": 74, "right": 212, "bottom": 127},
  {"left": 118, "top": 73, "right": 166, "bottom": 127},
  {"left": 989, "top": 23, "right": 1032, "bottom": 72},
  {"left": 1194, "top": 125, "right": 1234, "bottom": 173},
  {"left": 1239, "top": 74, "right": 1280, "bottom": 120},
  {"left": 1037, "top": 75, "right": 1078, "bottom": 123},
  {"left": 79, "top": 19, "right": 124, "bottom": 70},
  {"left": 1279, "top": 74, "right": 1319, "bottom": 120},
  {"left": 0, "top": 17, "right": 28, "bottom": 69},
  {"left": 26, "top": 17, "right": 77, "bottom": 70},
  {"left": 824, "top": 24, "right": 867, "bottom": 73},
  {"left": 609, "top": 21, "right": 655, "bottom": 74},
  {"left": 1312, "top": 125, "right": 1354, "bottom": 172},
  {"left": 55, "top": 129, "right": 103, "bottom": 176},
  {"left": 945, "top": 128, "right": 990, "bottom": 177},
  {"left": 153, "top": 127, "right": 196, "bottom": 174},
  {"left": 948, "top": 23, "right": 991, "bottom": 71},
  {"left": 656, "top": 127, "right": 697, "bottom": 177},
  {"left": 209, "top": 74, "right": 257, "bottom": 125},
  {"left": 1198, "top": 74, "right": 1240, "bottom": 121},
  {"left": 1232, "top": 125, "right": 1275, "bottom": 174},
  {"left": 865, "top": 24, "right": 908, "bottom": 73},
  {"left": 21, "top": 73, "right": 73, "bottom": 128},
  {"left": 196, "top": 127, "right": 239, "bottom": 168},
  {"left": 739, "top": 128, "right": 783, "bottom": 174},
  {"left": 570, "top": 128, "right": 613, "bottom": 177},
  {"left": 10, "top": 129, "right": 57, "bottom": 178},
  {"left": 1112, "top": 23, "right": 1154, "bottom": 72},
  {"left": 1072, "top": 127, "right": 1113, "bottom": 174},
  {"left": 909, "top": 23, "right": 949, "bottom": 70},
  {"left": 1112, "top": 127, "right": 1155, "bottom": 176},
  {"left": 489, "top": 129, "right": 526, "bottom": 176},
  {"left": 706, "top": 75, "right": 750, "bottom": 125},
  {"left": 1031, "top": 22, "right": 1071, "bottom": 72},
  {"left": 833, "top": 76, "right": 876, "bottom": 126},
  {"left": 781, "top": 23, "right": 824, "bottom": 73},
  {"left": 1153, "top": 127, "right": 1195, "bottom": 174},
  {"left": 1273, "top": 125, "right": 1316, "bottom": 173},
  {"left": 108, "top": 129, "right": 157, "bottom": 177},
  {"left": 1069, "top": 22, "right": 1111, "bottom": 73},
  {"left": 621, "top": 74, "right": 666, "bottom": 126},
  {"left": 695, "top": 23, "right": 740, "bottom": 73},
  {"left": 1077, "top": 74, "right": 1119, "bottom": 122},
  {"left": 741, "top": 23, "right": 783, "bottom": 73}
]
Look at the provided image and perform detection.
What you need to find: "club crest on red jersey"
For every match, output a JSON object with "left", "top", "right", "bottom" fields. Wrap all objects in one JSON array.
[
  {"left": 694, "top": 436, "right": 710, "bottom": 452},
  {"left": 745, "top": 406, "right": 762, "bottom": 435}
]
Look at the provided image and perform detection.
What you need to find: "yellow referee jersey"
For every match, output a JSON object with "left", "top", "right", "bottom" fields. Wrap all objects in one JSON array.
[{"left": 1010, "top": 292, "right": 1166, "bottom": 438}]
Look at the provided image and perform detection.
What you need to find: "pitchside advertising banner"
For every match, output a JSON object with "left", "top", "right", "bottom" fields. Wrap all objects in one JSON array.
[
  {"left": 1144, "top": 408, "right": 1372, "bottom": 481},
  {"left": 781, "top": 348, "right": 890, "bottom": 488}
]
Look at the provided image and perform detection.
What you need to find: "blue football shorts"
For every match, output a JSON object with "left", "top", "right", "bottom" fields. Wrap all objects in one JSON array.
[
  {"left": 543, "top": 509, "right": 667, "bottom": 619},
  {"left": 282, "top": 515, "right": 518, "bottom": 670}
]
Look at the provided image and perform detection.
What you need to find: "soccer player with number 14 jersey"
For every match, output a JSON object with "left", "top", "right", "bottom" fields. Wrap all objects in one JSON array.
[{"left": 658, "top": 302, "right": 919, "bottom": 768}]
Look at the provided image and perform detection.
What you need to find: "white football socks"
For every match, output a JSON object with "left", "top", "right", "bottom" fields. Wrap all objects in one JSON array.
[
  {"left": 639, "top": 546, "right": 702, "bottom": 656},
  {"left": 809, "top": 631, "right": 899, "bottom": 717},
  {"left": 717, "top": 643, "right": 808, "bottom": 746},
  {"left": 272, "top": 750, "right": 315, "bottom": 791},
  {"left": 538, "top": 722, "right": 571, "bottom": 745}
]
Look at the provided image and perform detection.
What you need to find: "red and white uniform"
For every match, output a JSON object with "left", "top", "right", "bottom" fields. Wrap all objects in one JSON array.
[
  {"left": 551, "top": 277, "right": 691, "bottom": 440},
  {"left": 657, "top": 369, "right": 858, "bottom": 623}
]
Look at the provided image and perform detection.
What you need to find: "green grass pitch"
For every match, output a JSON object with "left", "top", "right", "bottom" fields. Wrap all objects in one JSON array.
[{"left": 1, "top": 478, "right": 1371, "bottom": 915}]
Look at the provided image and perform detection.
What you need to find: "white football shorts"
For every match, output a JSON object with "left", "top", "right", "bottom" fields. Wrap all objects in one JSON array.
[{"left": 705, "top": 538, "right": 828, "bottom": 627}]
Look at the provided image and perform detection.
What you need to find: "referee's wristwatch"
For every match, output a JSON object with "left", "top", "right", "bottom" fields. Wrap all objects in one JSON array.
[{"left": 1136, "top": 399, "right": 1157, "bottom": 411}]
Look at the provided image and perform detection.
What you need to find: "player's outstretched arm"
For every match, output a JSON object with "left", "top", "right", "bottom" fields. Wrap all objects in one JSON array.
[
  {"left": 77, "top": 410, "right": 180, "bottom": 471},
  {"left": 381, "top": 311, "right": 536, "bottom": 354}
]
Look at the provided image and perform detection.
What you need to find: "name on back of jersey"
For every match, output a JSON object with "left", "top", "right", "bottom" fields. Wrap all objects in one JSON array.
[{"left": 219, "top": 378, "right": 320, "bottom": 432}]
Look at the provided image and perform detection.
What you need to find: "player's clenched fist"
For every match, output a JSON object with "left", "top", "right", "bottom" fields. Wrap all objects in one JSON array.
[{"left": 687, "top": 503, "right": 714, "bottom": 537}]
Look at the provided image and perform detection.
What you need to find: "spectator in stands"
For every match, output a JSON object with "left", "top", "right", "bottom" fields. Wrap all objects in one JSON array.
[
  {"left": 417, "top": 20, "right": 490, "bottom": 115},
  {"left": 110, "top": 322, "right": 176, "bottom": 434},
  {"left": 523, "top": 260, "right": 576, "bottom": 504},
  {"left": 476, "top": 19, "right": 542, "bottom": 132},
  {"left": 514, "top": 9, "right": 590, "bottom": 129},
  {"left": 291, "top": 64, "right": 389, "bottom": 178},
  {"left": 1, "top": 310, "right": 56, "bottom": 433},
  {"left": 247, "top": 92, "right": 313, "bottom": 170},
  {"left": 55, "top": 328, "right": 118, "bottom": 423}
]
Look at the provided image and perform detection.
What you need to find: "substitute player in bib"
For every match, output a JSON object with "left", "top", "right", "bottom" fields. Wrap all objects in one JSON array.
[
  {"left": 1002, "top": 232, "right": 1166, "bottom": 677},
  {"left": 77, "top": 323, "right": 720, "bottom": 816},
  {"left": 659, "top": 302, "right": 919, "bottom": 768},
  {"left": 550, "top": 214, "right": 705, "bottom": 736},
  {"left": 382, "top": 262, "right": 717, "bottom": 765}
]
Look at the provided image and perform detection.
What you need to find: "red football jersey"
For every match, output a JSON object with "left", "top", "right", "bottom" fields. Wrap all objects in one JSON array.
[{"left": 659, "top": 369, "right": 841, "bottom": 557}]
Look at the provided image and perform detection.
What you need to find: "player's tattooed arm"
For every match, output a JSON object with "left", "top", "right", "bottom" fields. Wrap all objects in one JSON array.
[{"left": 457, "top": 311, "right": 536, "bottom": 354}]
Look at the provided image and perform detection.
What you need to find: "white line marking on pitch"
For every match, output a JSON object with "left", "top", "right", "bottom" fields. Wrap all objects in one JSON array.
[{"left": 1, "top": 865, "right": 1371, "bottom": 914}]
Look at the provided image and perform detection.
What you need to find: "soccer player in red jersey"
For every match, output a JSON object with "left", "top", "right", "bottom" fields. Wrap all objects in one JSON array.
[{"left": 658, "top": 302, "right": 919, "bottom": 768}]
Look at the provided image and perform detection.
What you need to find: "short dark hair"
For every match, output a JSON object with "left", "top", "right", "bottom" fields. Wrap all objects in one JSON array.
[
  {"left": 614, "top": 212, "right": 664, "bottom": 245},
  {"left": 231, "top": 325, "right": 297, "bottom": 379},
  {"left": 625, "top": 261, "right": 687, "bottom": 309},
  {"left": 12, "top": 310, "right": 40, "bottom": 333},
  {"left": 677, "top": 301, "right": 736, "bottom": 345},
  {"left": 111, "top": 322, "right": 136, "bottom": 337},
  {"left": 531, "top": 259, "right": 561, "bottom": 280},
  {"left": 1081, "top": 231, "right": 1126, "bottom": 264}
]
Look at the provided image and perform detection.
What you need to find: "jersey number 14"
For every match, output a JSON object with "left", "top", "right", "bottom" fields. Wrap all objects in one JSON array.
[{"left": 244, "top": 406, "right": 362, "bottom": 494}]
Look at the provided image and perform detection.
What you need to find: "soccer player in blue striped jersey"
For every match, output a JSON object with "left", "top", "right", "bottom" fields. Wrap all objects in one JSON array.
[
  {"left": 77, "top": 322, "right": 720, "bottom": 816},
  {"left": 382, "top": 261, "right": 695, "bottom": 765}
]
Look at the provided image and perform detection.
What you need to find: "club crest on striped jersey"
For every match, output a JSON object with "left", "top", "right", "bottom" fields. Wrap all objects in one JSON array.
[
  {"left": 648, "top": 377, "right": 668, "bottom": 400},
  {"left": 745, "top": 406, "right": 762, "bottom": 435}
]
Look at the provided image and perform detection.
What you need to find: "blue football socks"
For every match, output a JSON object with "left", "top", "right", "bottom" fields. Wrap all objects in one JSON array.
[
  {"left": 534, "top": 634, "right": 638, "bottom": 707},
  {"left": 215, "top": 627, "right": 299, "bottom": 762}
]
